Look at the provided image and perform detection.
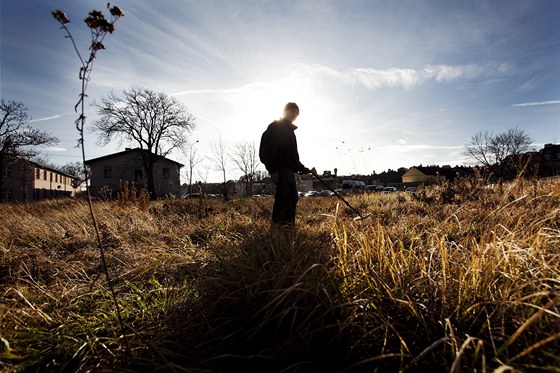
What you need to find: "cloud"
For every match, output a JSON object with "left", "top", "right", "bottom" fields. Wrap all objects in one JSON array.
[
  {"left": 29, "top": 113, "right": 70, "bottom": 123},
  {"left": 173, "top": 62, "right": 503, "bottom": 101},
  {"left": 43, "top": 147, "right": 67, "bottom": 152},
  {"left": 512, "top": 100, "right": 560, "bottom": 107},
  {"left": 346, "top": 64, "right": 499, "bottom": 90}
]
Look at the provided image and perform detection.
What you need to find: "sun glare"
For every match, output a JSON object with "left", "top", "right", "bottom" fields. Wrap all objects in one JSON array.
[{"left": 221, "top": 73, "right": 336, "bottom": 172}]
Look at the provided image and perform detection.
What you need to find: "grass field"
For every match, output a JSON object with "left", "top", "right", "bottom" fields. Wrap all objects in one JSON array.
[{"left": 1, "top": 177, "right": 559, "bottom": 372}]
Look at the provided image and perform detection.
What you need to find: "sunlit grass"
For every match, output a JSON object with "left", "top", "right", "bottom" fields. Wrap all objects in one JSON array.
[{"left": 1, "top": 177, "right": 559, "bottom": 371}]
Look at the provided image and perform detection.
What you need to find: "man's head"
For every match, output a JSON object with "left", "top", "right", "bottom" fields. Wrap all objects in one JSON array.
[{"left": 283, "top": 102, "right": 299, "bottom": 122}]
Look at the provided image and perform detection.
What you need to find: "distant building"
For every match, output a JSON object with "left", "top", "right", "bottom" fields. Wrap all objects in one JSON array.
[
  {"left": 402, "top": 165, "right": 472, "bottom": 185},
  {"left": 85, "top": 148, "right": 183, "bottom": 198},
  {"left": 402, "top": 166, "right": 440, "bottom": 184},
  {"left": 541, "top": 143, "right": 560, "bottom": 176},
  {"left": 1, "top": 158, "right": 80, "bottom": 202}
]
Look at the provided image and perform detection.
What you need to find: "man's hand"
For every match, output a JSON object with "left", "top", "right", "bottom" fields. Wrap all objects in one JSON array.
[{"left": 271, "top": 172, "right": 279, "bottom": 184}]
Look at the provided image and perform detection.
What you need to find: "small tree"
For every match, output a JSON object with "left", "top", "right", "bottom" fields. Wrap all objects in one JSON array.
[
  {"left": 210, "top": 136, "right": 229, "bottom": 184},
  {"left": 185, "top": 140, "right": 203, "bottom": 193},
  {"left": 60, "top": 161, "right": 89, "bottom": 183},
  {"left": 0, "top": 99, "right": 59, "bottom": 193},
  {"left": 92, "top": 86, "right": 196, "bottom": 199},
  {"left": 464, "top": 127, "right": 533, "bottom": 178},
  {"left": 230, "top": 141, "right": 259, "bottom": 196}
]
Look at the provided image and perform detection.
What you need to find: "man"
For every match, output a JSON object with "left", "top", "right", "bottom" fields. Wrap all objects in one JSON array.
[{"left": 259, "top": 102, "right": 316, "bottom": 226}]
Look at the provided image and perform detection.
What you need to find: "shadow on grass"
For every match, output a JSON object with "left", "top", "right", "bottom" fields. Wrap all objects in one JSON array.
[{"left": 132, "top": 226, "right": 360, "bottom": 372}]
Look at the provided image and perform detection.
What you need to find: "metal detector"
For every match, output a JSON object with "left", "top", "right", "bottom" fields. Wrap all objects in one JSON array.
[{"left": 312, "top": 174, "right": 371, "bottom": 221}]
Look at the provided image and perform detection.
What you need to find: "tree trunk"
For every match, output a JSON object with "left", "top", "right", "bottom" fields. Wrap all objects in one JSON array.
[{"left": 141, "top": 152, "right": 157, "bottom": 200}]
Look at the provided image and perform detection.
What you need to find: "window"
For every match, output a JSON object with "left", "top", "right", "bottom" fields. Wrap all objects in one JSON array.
[
  {"left": 36, "top": 168, "right": 40, "bottom": 179},
  {"left": 163, "top": 167, "right": 170, "bottom": 179},
  {"left": 55, "top": 174, "right": 58, "bottom": 183},
  {"left": 43, "top": 170, "right": 47, "bottom": 180},
  {"left": 104, "top": 166, "right": 112, "bottom": 178},
  {"left": 2, "top": 166, "right": 11, "bottom": 178}
]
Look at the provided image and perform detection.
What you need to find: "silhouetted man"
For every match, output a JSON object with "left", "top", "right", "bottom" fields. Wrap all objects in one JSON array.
[{"left": 259, "top": 102, "right": 316, "bottom": 226}]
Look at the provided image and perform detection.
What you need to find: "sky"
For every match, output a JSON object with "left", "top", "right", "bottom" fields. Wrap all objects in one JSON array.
[{"left": 1, "top": 0, "right": 559, "bottom": 183}]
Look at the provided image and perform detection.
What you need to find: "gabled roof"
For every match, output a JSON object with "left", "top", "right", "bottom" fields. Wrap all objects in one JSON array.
[
  {"left": 411, "top": 166, "right": 441, "bottom": 176},
  {"left": 405, "top": 165, "right": 473, "bottom": 179},
  {"left": 85, "top": 148, "right": 184, "bottom": 167}
]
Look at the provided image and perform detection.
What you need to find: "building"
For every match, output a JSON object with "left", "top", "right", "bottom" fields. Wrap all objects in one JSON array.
[
  {"left": 402, "top": 165, "right": 472, "bottom": 185},
  {"left": 541, "top": 143, "right": 560, "bottom": 176},
  {"left": 402, "top": 166, "right": 444, "bottom": 185},
  {"left": 0, "top": 158, "right": 80, "bottom": 202},
  {"left": 85, "top": 148, "right": 183, "bottom": 198}
]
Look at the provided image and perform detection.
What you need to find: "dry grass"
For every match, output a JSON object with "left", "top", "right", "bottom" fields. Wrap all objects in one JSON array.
[{"left": 1, "top": 177, "right": 559, "bottom": 372}]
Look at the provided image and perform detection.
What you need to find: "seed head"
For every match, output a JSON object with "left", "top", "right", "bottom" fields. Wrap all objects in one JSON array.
[{"left": 52, "top": 10, "right": 70, "bottom": 25}]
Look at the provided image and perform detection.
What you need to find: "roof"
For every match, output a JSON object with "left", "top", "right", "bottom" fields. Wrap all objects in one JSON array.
[
  {"left": 85, "top": 148, "right": 184, "bottom": 167},
  {"left": 406, "top": 166, "right": 444, "bottom": 176},
  {"left": 406, "top": 165, "right": 473, "bottom": 179},
  {"left": 9, "top": 157, "right": 79, "bottom": 179}
]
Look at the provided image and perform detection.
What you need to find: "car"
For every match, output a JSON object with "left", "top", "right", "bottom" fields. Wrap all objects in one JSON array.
[
  {"left": 382, "top": 187, "right": 397, "bottom": 193},
  {"left": 365, "top": 185, "right": 383, "bottom": 193},
  {"left": 335, "top": 188, "right": 351, "bottom": 195},
  {"left": 405, "top": 187, "right": 417, "bottom": 193},
  {"left": 341, "top": 180, "right": 366, "bottom": 194},
  {"left": 303, "top": 190, "right": 320, "bottom": 197},
  {"left": 318, "top": 189, "right": 333, "bottom": 196}
]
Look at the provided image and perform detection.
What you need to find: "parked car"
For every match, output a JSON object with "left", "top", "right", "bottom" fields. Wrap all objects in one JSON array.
[
  {"left": 405, "top": 187, "right": 417, "bottom": 193},
  {"left": 318, "top": 189, "right": 333, "bottom": 196},
  {"left": 365, "top": 185, "right": 384, "bottom": 193},
  {"left": 342, "top": 180, "right": 366, "bottom": 194},
  {"left": 382, "top": 187, "right": 397, "bottom": 193},
  {"left": 304, "top": 190, "right": 320, "bottom": 197}
]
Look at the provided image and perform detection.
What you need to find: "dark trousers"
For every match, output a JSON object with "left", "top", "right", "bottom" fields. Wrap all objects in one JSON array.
[{"left": 272, "top": 169, "right": 298, "bottom": 226}]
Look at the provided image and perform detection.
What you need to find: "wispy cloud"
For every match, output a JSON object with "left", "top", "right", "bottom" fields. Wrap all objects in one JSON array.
[
  {"left": 43, "top": 147, "right": 67, "bottom": 152},
  {"left": 347, "top": 64, "right": 506, "bottom": 90},
  {"left": 172, "top": 62, "right": 506, "bottom": 101},
  {"left": 512, "top": 100, "right": 560, "bottom": 107},
  {"left": 29, "top": 113, "right": 70, "bottom": 123}
]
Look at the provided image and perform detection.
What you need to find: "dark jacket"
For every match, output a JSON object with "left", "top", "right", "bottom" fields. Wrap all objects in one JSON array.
[{"left": 260, "top": 119, "right": 306, "bottom": 174}]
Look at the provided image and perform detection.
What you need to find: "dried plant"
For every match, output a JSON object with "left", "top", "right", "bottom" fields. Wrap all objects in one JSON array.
[{"left": 52, "top": 3, "right": 129, "bottom": 360}]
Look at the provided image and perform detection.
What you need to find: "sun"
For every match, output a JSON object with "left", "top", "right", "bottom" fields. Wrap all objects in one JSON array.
[{"left": 224, "top": 72, "right": 333, "bottom": 143}]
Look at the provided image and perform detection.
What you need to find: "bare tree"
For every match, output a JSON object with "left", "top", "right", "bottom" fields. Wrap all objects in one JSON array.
[
  {"left": 92, "top": 86, "right": 196, "bottom": 198},
  {"left": 185, "top": 140, "right": 203, "bottom": 193},
  {"left": 492, "top": 127, "right": 533, "bottom": 160},
  {"left": 230, "top": 141, "right": 259, "bottom": 196},
  {"left": 464, "top": 131, "right": 494, "bottom": 168},
  {"left": 209, "top": 136, "right": 229, "bottom": 183},
  {"left": 1, "top": 99, "right": 59, "bottom": 192},
  {"left": 196, "top": 162, "right": 210, "bottom": 185},
  {"left": 464, "top": 127, "right": 533, "bottom": 177},
  {"left": 60, "top": 161, "right": 88, "bottom": 180}
]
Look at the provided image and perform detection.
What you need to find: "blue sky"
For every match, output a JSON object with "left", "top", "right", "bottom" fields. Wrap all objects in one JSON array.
[{"left": 1, "top": 0, "right": 559, "bottom": 182}]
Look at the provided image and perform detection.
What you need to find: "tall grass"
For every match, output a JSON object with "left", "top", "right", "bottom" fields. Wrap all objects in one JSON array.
[{"left": 1, "top": 177, "right": 558, "bottom": 372}]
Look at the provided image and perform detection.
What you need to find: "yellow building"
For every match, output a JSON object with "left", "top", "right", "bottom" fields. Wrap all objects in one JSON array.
[
  {"left": 402, "top": 166, "right": 441, "bottom": 184},
  {"left": 1, "top": 158, "right": 80, "bottom": 202}
]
